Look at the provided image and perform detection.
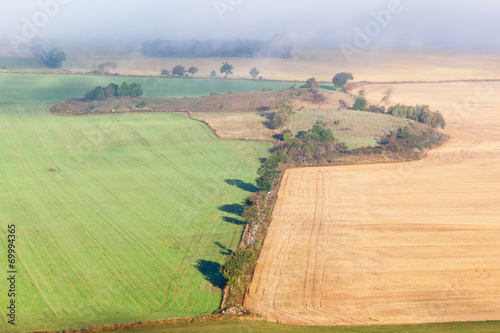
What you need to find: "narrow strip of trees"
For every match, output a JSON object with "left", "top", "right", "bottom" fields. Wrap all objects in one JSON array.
[
  {"left": 387, "top": 104, "right": 446, "bottom": 128},
  {"left": 142, "top": 33, "right": 293, "bottom": 58}
]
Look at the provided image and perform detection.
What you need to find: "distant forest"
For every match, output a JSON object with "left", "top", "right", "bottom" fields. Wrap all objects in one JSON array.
[{"left": 141, "top": 33, "right": 293, "bottom": 58}]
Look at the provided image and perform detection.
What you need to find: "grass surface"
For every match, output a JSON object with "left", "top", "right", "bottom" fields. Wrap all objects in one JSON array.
[
  {"left": 0, "top": 73, "right": 293, "bottom": 103},
  {"left": 289, "top": 108, "right": 408, "bottom": 149},
  {"left": 120, "top": 319, "right": 500, "bottom": 333},
  {"left": 0, "top": 57, "right": 47, "bottom": 70},
  {"left": 0, "top": 74, "right": 273, "bottom": 332}
]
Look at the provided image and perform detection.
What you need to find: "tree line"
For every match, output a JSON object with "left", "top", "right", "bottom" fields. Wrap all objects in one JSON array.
[
  {"left": 141, "top": 33, "right": 293, "bottom": 58},
  {"left": 161, "top": 62, "right": 260, "bottom": 79},
  {"left": 387, "top": 104, "right": 446, "bottom": 129}
]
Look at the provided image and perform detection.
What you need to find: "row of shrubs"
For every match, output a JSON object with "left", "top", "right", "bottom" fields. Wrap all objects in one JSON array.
[{"left": 352, "top": 97, "right": 446, "bottom": 129}]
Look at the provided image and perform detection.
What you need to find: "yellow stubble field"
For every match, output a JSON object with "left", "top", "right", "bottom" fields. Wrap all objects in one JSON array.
[
  {"left": 65, "top": 49, "right": 500, "bottom": 83},
  {"left": 244, "top": 80, "right": 500, "bottom": 326}
]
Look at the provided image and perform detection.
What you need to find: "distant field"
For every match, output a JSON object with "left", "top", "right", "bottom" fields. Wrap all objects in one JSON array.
[
  {"left": 0, "top": 73, "right": 294, "bottom": 103},
  {"left": 0, "top": 75, "right": 272, "bottom": 332},
  {"left": 118, "top": 319, "right": 500, "bottom": 333},
  {"left": 63, "top": 49, "right": 500, "bottom": 82},
  {"left": 0, "top": 56, "right": 47, "bottom": 70}
]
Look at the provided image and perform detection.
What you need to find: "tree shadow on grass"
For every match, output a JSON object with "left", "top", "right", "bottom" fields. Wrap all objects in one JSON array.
[
  {"left": 194, "top": 260, "right": 225, "bottom": 289},
  {"left": 225, "top": 179, "right": 260, "bottom": 193},
  {"left": 214, "top": 241, "right": 233, "bottom": 256},
  {"left": 222, "top": 216, "right": 246, "bottom": 226},
  {"left": 219, "top": 203, "right": 244, "bottom": 216},
  {"left": 260, "top": 112, "right": 275, "bottom": 129}
]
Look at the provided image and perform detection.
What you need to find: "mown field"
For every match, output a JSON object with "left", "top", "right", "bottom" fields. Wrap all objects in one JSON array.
[
  {"left": 246, "top": 81, "right": 500, "bottom": 326},
  {"left": 0, "top": 74, "right": 278, "bottom": 332}
]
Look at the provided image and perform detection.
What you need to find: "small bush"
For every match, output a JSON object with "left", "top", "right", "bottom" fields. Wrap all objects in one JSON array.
[{"left": 137, "top": 101, "right": 147, "bottom": 109}]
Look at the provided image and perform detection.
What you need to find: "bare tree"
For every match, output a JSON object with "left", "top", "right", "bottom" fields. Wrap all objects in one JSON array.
[{"left": 381, "top": 88, "right": 393, "bottom": 106}]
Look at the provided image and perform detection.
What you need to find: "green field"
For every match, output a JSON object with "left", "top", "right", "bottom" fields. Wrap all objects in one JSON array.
[
  {"left": 0, "top": 74, "right": 276, "bottom": 332},
  {"left": 0, "top": 73, "right": 293, "bottom": 103},
  {"left": 0, "top": 57, "right": 47, "bottom": 71}
]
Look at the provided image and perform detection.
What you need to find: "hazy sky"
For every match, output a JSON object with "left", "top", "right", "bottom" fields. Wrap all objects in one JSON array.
[{"left": 2, "top": 0, "right": 499, "bottom": 52}]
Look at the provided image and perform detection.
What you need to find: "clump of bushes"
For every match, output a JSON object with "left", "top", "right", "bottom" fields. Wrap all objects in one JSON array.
[{"left": 84, "top": 82, "right": 143, "bottom": 101}]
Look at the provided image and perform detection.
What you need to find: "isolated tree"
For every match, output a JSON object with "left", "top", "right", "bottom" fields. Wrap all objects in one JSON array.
[
  {"left": 249, "top": 67, "right": 260, "bottom": 79},
  {"left": 172, "top": 65, "right": 186, "bottom": 77},
  {"left": 342, "top": 82, "right": 354, "bottom": 93},
  {"left": 96, "top": 61, "right": 117, "bottom": 74},
  {"left": 210, "top": 70, "right": 217, "bottom": 79},
  {"left": 358, "top": 89, "right": 366, "bottom": 97},
  {"left": 188, "top": 66, "right": 199, "bottom": 77},
  {"left": 352, "top": 97, "right": 367, "bottom": 111},
  {"left": 220, "top": 62, "right": 234, "bottom": 78},
  {"left": 301, "top": 77, "right": 319, "bottom": 90},
  {"left": 44, "top": 47, "right": 66, "bottom": 68},
  {"left": 381, "top": 87, "right": 393, "bottom": 106},
  {"left": 332, "top": 72, "right": 354, "bottom": 88},
  {"left": 161, "top": 69, "right": 171, "bottom": 76}
]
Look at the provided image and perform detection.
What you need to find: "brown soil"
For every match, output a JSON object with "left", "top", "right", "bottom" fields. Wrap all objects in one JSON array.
[
  {"left": 245, "top": 81, "right": 500, "bottom": 326},
  {"left": 50, "top": 89, "right": 291, "bottom": 116}
]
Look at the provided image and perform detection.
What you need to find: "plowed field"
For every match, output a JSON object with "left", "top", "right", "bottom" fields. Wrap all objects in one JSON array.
[{"left": 245, "top": 82, "right": 500, "bottom": 325}]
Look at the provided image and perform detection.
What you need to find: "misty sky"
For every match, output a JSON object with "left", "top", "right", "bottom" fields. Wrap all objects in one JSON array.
[{"left": 2, "top": 0, "right": 499, "bottom": 52}]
